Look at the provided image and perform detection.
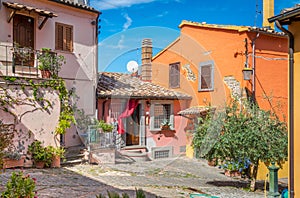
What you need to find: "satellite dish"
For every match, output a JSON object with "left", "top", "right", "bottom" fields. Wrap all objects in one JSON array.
[{"left": 126, "top": 60, "right": 139, "bottom": 73}]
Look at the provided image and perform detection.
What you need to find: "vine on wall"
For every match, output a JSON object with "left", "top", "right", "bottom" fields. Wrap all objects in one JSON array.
[{"left": 0, "top": 76, "right": 75, "bottom": 135}]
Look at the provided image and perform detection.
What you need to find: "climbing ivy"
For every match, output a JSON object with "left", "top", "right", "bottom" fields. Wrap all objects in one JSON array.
[{"left": 0, "top": 76, "right": 75, "bottom": 135}]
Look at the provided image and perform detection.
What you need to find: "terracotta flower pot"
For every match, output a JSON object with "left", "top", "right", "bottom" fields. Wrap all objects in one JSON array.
[
  {"left": 3, "top": 156, "right": 25, "bottom": 169},
  {"left": 41, "top": 70, "right": 51, "bottom": 78},
  {"left": 35, "top": 161, "right": 45, "bottom": 169},
  {"left": 51, "top": 155, "right": 61, "bottom": 168},
  {"left": 224, "top": 169, "right": 241, "bottom": 177}
]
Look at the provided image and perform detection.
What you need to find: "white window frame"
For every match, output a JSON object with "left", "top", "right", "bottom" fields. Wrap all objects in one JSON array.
[{"left": 150, "top": 100, "right": 174, "bottom": 131}]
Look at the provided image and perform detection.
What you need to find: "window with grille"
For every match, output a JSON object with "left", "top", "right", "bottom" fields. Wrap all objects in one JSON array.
[
  {"left": 55, "top": 22, "right": 73, "bottom": 52},
  {"left": 169, "top": 62, "right": 180, "bottom": 88},
  {"left": 150, "top": 101, "right": 174, "bottom": 131},
  {"left": 199, "top": 60, "right": 214, "bottom": 91},
  {"left": 110, "top": 102, "right": 125, "bottom": 120}
]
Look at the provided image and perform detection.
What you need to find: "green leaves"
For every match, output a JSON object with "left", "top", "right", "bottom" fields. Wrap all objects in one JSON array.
[
  {"left": 193, "top": 99, "right": 288, "bottom": 177},
  {"left": 1, "top": 171, "right": 36, "bottom": 198}
]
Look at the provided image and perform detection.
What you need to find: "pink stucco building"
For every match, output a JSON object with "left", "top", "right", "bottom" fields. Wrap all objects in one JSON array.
[{"left": 0, "top": 0, "right": 100, "bottom": 153}]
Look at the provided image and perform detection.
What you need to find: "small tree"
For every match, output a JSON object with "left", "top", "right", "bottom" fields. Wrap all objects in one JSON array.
[{"left": 193, "top": 99, "right": 288, "bottom": 191}]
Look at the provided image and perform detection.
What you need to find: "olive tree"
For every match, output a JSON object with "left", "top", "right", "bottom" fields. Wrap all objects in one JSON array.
[{"left": 193, "top": 99, "right": 288, "bottom": 191}]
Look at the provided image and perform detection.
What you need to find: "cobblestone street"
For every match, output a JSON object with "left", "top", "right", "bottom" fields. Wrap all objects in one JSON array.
[{"left": 0, "top": 156, "right": 287, "bottom": 198}]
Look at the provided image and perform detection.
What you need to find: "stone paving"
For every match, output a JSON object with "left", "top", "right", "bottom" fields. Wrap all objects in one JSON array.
[{"left": 0, "top": 156, "right": 287, "bottom": 198}]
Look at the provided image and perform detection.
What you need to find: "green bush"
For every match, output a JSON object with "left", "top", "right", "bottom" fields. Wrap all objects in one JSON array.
[
  {"left": 1, "top": 171, "right": 36, "bottom": 198},
  {"left": 28, "top": 140, "right": 52, "bottom": 167}
]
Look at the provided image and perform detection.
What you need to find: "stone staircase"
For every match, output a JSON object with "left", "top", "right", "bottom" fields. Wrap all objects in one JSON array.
[
  {"left": 116, "top": 146, "right": 150, "bottom": 163},
  {"left": 61, "top": 145, "right": 88, "bottom": 166}
]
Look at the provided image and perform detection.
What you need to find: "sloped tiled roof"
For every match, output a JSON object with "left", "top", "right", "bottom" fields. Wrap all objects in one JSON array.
[
  {"left": 179, "top": 20, "right": 285, "bottom": 36},
  {"left": 3, "top": 2, "right": 58, "bottom": 17},
  {"left": 268, "top": 4, "right": 300, "bottom": 25},
  {"left": 49, "top": 0, "right": 101, "bottom": 14},
  {"left": 178, "top": 106, "right": 215, "bottom": 116},
  {"left": 97, "top": 72, "right": 192, "bottom": 100}
]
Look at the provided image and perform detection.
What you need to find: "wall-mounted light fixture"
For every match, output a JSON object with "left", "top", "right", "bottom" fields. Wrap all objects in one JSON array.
[{"left": 242, "top": 68, "right": 253, "bottom": 80}]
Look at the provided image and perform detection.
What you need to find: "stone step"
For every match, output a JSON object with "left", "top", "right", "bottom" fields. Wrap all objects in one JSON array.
[
  {"left": 61, "top": 159, "right": 83, "bottom": 166},
  {"left": 116, "top": 150, "right": 150, "bottom": 163}
]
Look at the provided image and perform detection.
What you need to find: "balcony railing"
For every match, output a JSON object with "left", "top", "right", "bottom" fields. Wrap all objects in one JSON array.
[{"left": 0, "top": 44, "right": 59, "bottom": 78}]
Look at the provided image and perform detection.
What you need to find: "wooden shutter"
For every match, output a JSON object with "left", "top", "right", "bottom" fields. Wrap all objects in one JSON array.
[
  {"left": 65, "top": 25, "right": 73, "bottom": 51},
  {"left": 55, "top": 22, "right": 73, "bottom": 52},
  {"left": 201, "top": 65, "right": 212, "bottom": 89},
  {"left": 169, "top": 62, "right": 180, "bottom": 88},
  {"left": 55, "top": 23, "right": 63, "bottom": 50}
]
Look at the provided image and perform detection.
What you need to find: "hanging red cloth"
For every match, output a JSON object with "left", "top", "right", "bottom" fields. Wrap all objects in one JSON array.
[{"left": 117, "top": 99, "right": 139, "bottom": 134}]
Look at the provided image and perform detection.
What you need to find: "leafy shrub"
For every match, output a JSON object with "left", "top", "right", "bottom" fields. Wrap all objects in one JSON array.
[
  {"left": 28, "top": 140, "right": 52, "bottom": 167},
  {"left": 1, "top": 171, "right": 36, "bottom": 198}
]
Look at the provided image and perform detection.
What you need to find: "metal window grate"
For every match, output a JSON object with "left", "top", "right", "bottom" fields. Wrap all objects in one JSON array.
[
  {"left": 154, "top": 150, "right": 170, "bottom": 159},
  {"left": 154, "top": 104, "right": 171, "bottom": 128},
  {"left": 110, "top": 102, "right": 125, "bottom": 119},
  {"left": 180, "top": 146, "right": 186, "bottom": 153}
]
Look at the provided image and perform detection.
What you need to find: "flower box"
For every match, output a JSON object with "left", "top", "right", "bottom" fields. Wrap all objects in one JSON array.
[{"left": 3, "top": 156, "right": 25, "bottom": 169}]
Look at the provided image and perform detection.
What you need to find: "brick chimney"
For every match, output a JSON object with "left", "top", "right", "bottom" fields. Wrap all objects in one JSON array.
[
  {"left": 141, "top": 38, "right": 152, "bottom": 82},
  {"left": 263, "top": 0, "right": 274, "bottom": 29}
]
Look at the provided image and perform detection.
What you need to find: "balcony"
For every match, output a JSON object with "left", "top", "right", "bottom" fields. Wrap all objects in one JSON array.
[{"left": 0, "top": 44, "right": 59, "bottom": 79}]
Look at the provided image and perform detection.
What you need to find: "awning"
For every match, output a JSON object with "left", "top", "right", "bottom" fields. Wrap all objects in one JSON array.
[
  {"left": 178, "top": 106, "right": 216, "bottom": 116},
  {"left": 2, "top": 2, "right": 57, "bottom": 29}
]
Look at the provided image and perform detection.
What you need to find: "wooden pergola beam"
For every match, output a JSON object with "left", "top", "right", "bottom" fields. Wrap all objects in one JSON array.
[
  {"left": 38, "top": 16, "right": 49, "bottom": 30},
  {"left": 7, "top": 10, "right": 16, "bottom": 23}
]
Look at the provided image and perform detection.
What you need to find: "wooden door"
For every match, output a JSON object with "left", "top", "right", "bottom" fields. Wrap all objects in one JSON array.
[
  {"left": 126, "top": 104, "right": 140, "bottom": 146},
  {"left": 13, "top": 14, "right": 34, "bottom": 66}
]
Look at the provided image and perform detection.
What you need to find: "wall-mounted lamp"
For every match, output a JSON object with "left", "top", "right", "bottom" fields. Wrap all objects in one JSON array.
[{"left": 242, "top": 68, "right": 253, "bottom": 81}]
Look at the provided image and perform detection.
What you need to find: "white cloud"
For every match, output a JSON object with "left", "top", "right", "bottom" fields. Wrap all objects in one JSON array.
[
  {"left": 101, "top": 35, "right": 126, "bottom": 50},
  {"left": 122, "top": 13, "right": 132, "bottom": 31},
  {"left": 157, "top": 11, "right": 168, "bottom": 17},
  {"left": 91, "top": 0, "right": 157, "bottom": 10}
]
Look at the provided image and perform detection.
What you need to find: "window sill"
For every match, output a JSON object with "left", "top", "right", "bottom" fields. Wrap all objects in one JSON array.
[
  {"left": 198, "top": 89, "right": 214, "bottom": 92},
  {"left": 150, "top": 129, "right": 175, "bottom": 133}
]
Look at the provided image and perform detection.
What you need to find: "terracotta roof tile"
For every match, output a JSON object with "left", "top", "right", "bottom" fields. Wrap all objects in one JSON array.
[
  {"left": 3, "top": 2, "right": 58, "bottom": 17},
  {"left": 179, "top": 20, "right": 285, "bottom": 36},
  {"left": 49, "top": 0, "right": 101, "bottom": 14},
  {"left": 97, "top": 72, "right": 192, "bottom": 100},
  {"left": 178, "top": 106, "right": 216, "bottom": 115}
]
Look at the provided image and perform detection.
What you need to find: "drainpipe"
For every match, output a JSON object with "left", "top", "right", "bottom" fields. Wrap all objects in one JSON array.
[
  {"left": 275, "top": 20, "right": 295, "bottom": 198},
  {"left": 251, "top": 32, "right": 260, "bottom": 103}
]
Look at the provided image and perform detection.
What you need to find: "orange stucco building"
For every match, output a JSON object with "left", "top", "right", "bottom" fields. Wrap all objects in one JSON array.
[{"left": 151, "top": 20, "right": 289, "bottom": 180}]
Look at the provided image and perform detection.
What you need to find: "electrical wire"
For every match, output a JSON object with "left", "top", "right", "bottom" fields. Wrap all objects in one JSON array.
[{"left": 249, "top": 54, "right": 288, "bottom": 61}]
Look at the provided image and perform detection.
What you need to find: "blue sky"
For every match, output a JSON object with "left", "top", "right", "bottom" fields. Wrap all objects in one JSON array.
[{"left": 90, "top": 0, "right": 298, "bottom": 73}]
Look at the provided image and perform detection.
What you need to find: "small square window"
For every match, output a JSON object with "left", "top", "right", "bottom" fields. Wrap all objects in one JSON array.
[
  {"left": 150, "top": 101, "right": 174, "bottom": 131},
  {"left": 55, "top": 22, "right": 73, "bottom": 52}
]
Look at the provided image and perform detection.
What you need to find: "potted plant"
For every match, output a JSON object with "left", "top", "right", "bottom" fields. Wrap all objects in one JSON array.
[
  {"left": 161, "top": 119, "right": 171, "bottom": 130},
  {"left": 47, "top": 146, "right": 65, "bottom": 168},
  {"left": 2, "top": 150, "right": 25, "bottom": 169},
  {"left": 97, "top": 120, "right": 114, "bottom": 133},
  {"left": 28, "top": 140, "right": 52, "bottom": 168},
  {"left": 38, "top": 48, "right": 66, "bottom": 78}
]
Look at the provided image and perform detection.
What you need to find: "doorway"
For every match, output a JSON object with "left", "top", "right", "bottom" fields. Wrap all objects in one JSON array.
[
  {"left": 125, "top": 104, "right": 140, "bottom": 146},
  {"left": 13, "top": 14, "right": 34, "bottom": 66}
]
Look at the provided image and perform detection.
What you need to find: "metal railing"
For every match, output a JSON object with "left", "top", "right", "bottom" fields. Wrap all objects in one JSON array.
[
  {"left": 0, "top": 44, "right": 59, "bottom": 78},
  {"left": 86, "top": 125, "right": 117, "bottom": 151}
]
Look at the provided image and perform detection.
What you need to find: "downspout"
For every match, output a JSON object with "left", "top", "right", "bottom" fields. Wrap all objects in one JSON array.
[
  {"left": 275, "top": 20, "right": 294, "bottom": 198},
  {"left": 251, "top": 32, "right": 260, "bottom": 103}
]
